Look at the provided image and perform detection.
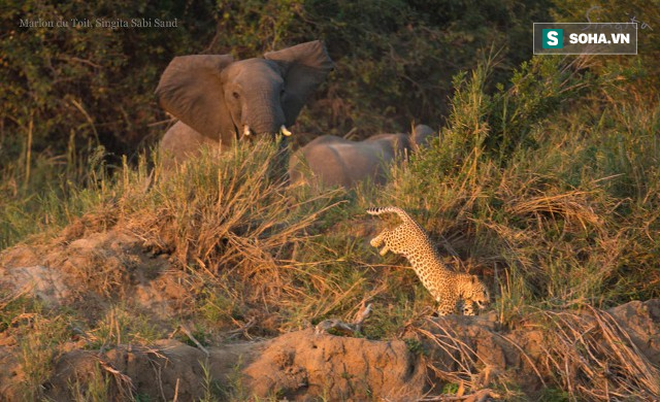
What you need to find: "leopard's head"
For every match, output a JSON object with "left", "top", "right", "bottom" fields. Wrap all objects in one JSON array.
[{"left": 468, "top": 275, "right": 490, "bottom": 309}]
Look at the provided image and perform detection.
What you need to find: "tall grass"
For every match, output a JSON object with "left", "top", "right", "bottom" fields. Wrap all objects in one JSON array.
[
  {"left": 0, "top": 49, "right": 658, "bottom": 400},
  {"left": 0, "top": 141, "right": 112, "bottom": 248},
  {"left": 2, "top": 53, "right": 658, "bottom": 319},
  {"left": 377, "top": 54, "right": 659, "bottom": 314}
]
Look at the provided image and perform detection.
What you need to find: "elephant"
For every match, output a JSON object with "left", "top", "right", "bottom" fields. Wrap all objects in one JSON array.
[
  {"left": 155, "top": 40, "right": 334, "bottom": 169},
  {"left": 288, "top": 124, "right": 435, "bottom": 188}
]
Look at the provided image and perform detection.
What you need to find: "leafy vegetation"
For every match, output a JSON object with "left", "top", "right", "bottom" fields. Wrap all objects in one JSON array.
[
  {"left": 1, "top": 0, "right": 551, "bottom": 250},
  {"left": 1, "top": 0, "right": 659, "bottom": 400}
]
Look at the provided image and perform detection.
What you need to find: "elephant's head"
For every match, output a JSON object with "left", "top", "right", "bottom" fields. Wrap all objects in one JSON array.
[
  {"left": 155, "top": 40, "right": 333, "bottom": 148},
  {"left": 411, "top": 124, "right": 435, "bottom": 149}
]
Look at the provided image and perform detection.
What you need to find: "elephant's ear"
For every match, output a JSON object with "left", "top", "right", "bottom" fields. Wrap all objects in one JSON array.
[
  {"left": 264, "top": 41, "right": 334, "bottom": 126},
  {"left": 156, "top": 54, "right": 234, "bottom": 138}
]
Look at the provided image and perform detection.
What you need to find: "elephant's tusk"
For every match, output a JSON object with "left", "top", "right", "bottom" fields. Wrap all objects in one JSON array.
[
  {"left": 280, "top": 125, "right": 292, "bottom": 136},
  {"left": 243, "top": 125, "right": 251, "bottom": 136}
]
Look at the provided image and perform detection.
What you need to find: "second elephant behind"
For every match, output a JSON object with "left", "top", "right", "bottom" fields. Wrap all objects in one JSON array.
[{"left": 289, "top": 125, "right": 434, "bottom": 188}]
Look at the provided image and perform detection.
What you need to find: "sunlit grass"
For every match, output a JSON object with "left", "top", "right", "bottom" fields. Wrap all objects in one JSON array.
[{"left": 0, "top": 53, "right": 658, "bottom": 400}]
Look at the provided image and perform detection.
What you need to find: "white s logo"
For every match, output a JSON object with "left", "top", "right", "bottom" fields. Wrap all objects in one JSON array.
[{"left": 547, "top": 31, "right": 559, "bottom": 46}]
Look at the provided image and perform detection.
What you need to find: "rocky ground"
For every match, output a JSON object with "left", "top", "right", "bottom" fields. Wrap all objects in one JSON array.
[{"left": 1, "top": 228, "right": 659, "bottom": 401}]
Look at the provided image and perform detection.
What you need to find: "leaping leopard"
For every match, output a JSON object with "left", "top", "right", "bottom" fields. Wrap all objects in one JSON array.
[{"left": 367, "top": 206, "right": 489, "bottom": 316}]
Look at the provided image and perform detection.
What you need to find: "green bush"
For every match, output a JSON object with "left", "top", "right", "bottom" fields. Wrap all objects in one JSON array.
[
  {"left": 0, "top": 0, "right": 554, "bottom": 247},
  {"left": 2, "top": 2, "right": 659, "bottom": 400},
  {"left": 549, "top": 0, "right": 660, "bottom": 100},
  {"left": 1, "top": 0, "right": 550, "bottom": 160},
  {"left": 1, "top": 0, "right": 218, "bottom": 157},
  {"left": 1, "top": 0, "right": 658, "bottom": 317},
  {"left": 380, "top": 54, "right": 659, "bottom": 309}
]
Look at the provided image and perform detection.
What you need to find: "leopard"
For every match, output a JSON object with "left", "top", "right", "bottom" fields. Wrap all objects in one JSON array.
[{"left": 366, "top": 206, "right": 489, "bottom": 316}]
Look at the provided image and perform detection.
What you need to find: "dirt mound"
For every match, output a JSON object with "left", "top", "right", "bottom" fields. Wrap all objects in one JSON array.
[
  {"left": 0, "top": 229, "right": 191, "bottom": 322},
  {"left": 2, "top": 227, "right": 659, "bottom": 400},
  {"left": 0, "top": 346, "right": 20, "bottom": 400},
  {"left": 408, "top": 301, "right": 660, "bottom": 399},
  {"left": 242, "top": 328, "right": 426, "bottom": 400},
  {"left": 44, "top": 340, "right": 253, "bottom": 401},
  {"left": 25, "top": 301, "right": 658, "bottom": 401},
  {"left": 41, "top": 330, "right": 425, "bottom": 401},
  {"left": 609, "top": 299, "right": 660, "bottom": 364}
]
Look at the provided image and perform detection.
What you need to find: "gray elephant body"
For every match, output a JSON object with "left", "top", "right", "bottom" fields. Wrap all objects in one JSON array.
[
  {"left": 289, "top": 125, "right": 434, "bottom": 188},
  {"left": 159, "top": 121, "right": 219, "bottom": 165},
  {"left": 156, "top": 41, "right": 333, "bottom": 167}
]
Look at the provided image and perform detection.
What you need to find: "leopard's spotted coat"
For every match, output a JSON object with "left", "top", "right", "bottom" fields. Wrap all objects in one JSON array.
[{"left": 367, "top": 206, "right": 489, "bottom": 316}]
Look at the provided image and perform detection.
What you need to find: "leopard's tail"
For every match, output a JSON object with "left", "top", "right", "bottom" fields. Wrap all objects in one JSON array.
[{"left": 366, "top": 206, "right": 416, "bottom": 224}]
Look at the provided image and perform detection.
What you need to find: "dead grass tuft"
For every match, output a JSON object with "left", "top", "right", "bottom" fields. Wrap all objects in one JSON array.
[
  {"left": 108, "top": 140, "right": 346, "bottom": 335},
  {"left": 538, "top": 305, "right": 660, "bottom": 401}
]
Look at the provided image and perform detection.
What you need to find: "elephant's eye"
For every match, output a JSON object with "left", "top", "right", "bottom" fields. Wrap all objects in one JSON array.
[
  {"left": 232, "top": 91, "right": 240, "bottom": 100},
  {"left": 280, "top": 88, "right": 285, "bottom": 97}
]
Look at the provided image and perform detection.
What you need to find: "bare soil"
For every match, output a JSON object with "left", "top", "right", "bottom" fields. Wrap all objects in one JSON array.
[{"left": 1, "top": 229, "right": 659, "bottom": 400}]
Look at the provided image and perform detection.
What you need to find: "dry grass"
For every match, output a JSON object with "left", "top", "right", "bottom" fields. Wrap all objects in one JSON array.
[
  {"left": 68, "top": 359, "right": 136, "bottom": 402},
  {"left": 15, "top": 315, "right": 69, "bottom": 400},
  {"left": 124, "top": 143, "right": 340, "bottom": 274},
  {"left": 538, "top": 305, "right": 660, "bottom": 401},
  {"left": 415, "top": 319, "right": 487, "bottom": 389},
  {"left": 105, "top": 141, "right": 349, "bottom": 336},
  {"left": 409, "top": 304, "right": 659, "bottom": 401},
  {"left": 0, "top": 54, "right": 658, "bottom": 400},
  {"left": 411, "top": 316, "right": 538, "bottom": 401}
]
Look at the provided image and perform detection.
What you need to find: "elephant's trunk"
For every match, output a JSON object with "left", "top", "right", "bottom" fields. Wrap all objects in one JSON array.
[
  {"left": 243, "top": 110, "right": 291, "bottom": 182},
  {"left": 245, "top": 93, "right": 286, "bottom": 133},
  {"left": 260, "top": 133, "right": 290, "bottom": 183}
]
